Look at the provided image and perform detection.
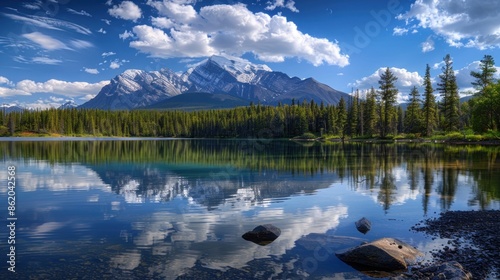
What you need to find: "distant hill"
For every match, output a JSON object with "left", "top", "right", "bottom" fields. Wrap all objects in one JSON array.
[
  {"left": 1, "top": 105, "right": 24, "bottom": 113},
  {"left": 80, "top": 55, "right": 350, "bottom": 110},
  {"left": 143, "top": 92, "right": 250, "bottom": 111}
]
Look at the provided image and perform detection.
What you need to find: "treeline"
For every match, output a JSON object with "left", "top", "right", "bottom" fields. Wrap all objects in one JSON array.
[{"left": 0, "top": 54, "right": 498, "bottom": 138}]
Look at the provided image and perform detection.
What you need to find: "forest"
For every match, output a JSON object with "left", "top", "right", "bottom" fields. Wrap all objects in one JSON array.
[{"left": 1, "top": 54, "right": 499, "bottom": 140}]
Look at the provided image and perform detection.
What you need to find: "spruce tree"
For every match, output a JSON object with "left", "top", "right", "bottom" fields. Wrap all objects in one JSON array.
[
  {"left": 437, "top": 54, "right": 460, "bottom": 132},
  {"left": 471, "top": 55, "right": 497, "bottom": 95},
  {"left": 378, "top": 67, "right": 398, "bottom": 138},
  {"left": 405, "top": 86, "right": 422, "bottom": 134},
  {"left": 422, "top": 64, "right": 437, "bottom": 136}
]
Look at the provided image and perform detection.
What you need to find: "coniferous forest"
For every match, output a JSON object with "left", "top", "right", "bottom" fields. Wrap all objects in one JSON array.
[{"left": 1, "top": 54, "right": 499, "bottom": 139}]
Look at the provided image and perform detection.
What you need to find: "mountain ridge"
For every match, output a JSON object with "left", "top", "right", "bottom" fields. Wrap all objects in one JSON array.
[{"left": 79, "top": 55, "right": 350, "bottom": 110}]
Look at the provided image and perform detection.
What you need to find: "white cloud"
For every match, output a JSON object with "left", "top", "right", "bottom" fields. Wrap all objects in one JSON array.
[
  {"left": 108, "top": 1, "right": 142, "bottom": 22},
  {"left": 393, "top": 27, "right": 408, "bottom": 36},
  {"left": 102, "top": 52, "right": 116, "bottom": 57},
  {"left": 110, "top": 60, "right": 121, "bottom": 69},
  {"left": 119, "top": 30, "right": 134, "bottom": 40},
  {"left": 0, "top": 79, "right": 109, "bottom": 98},
  {"left": 130, "top": 4, "right": 349, "bottom": 67},
  {"left": 349, "top": 67, "right": 424, "bottom": 102},
  {"left": 22, "top": 32, "right": 70, "bottom": 50},
  {"left": 147, "top": 0, "right": 197, "bottom": 23},
  {"left": 102, "top": 19, "right": 111, "bottom": 25},
  {"left": 0, "top": 76, "right": 11, "bottom": 85},
  {"left": 98, "top": 28, "right": 107, "bottom": 34},
  {"left": 23, "top": 2, "right": 42, "bottom": 10},
  {"left": 69, "top": 39, "right": 93, "bottom": 49},
  {"left": 3, "top": 13, "right": 92, "bottom": 35},
  {"left": 32, "top": 56, "right": 62, "bottom": 65},
  {"left": 84, "top": 68, "right": 100, "bottom": 74},
  {"left": 265, "top": 0, "right": 299, "bottom": 13},
  {"left": 421, "top": 36, "right": 435, "bottom": 52},
  {"left": 151, "top": 17, "right": 174, "bottom": 29},
  {"left": 398, "top": 0, "right": 500, "bottom": 49},
  {"left": 67, "top": 8, "right": 92, "bottom": 17}
]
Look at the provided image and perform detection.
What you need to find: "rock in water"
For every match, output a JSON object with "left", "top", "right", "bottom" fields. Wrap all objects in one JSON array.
[
  {"left": 242, "top": 224, "right": 281, "bottom": 246},
  {"left": 336, "top": 238, "right": 423, "bottom": 271},
  {"left": 355, "top": 217, "right": 372, "bottom": 234}
]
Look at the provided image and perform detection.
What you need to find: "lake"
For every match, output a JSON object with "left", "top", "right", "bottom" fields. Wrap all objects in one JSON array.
[{"left": 1, "top": 139, "right": 499, "bottom": 279}]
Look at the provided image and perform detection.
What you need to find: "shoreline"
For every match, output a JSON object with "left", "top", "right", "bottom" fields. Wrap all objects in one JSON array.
[
  {"left": 408, "top": 210, "right": 500, "bottom": 279},
  {"left": 1, "top": 134, "right": 500, "bottom": 145}
]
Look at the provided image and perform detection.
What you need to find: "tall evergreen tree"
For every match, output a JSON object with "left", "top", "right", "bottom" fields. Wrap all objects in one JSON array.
[
  {"left": 422, "top": 64, "right": 437, "bottom": 136},
  {"left": 337, "top": 97, "right": 347, "bottom": 138},
  {"left": 437, "top": 54, "right": 460, "bottom": 132},
  {"left": 404, "top": 86, "right": 422, "bottom": 134},
  {"left": 471, "top": 55, "right": 497, "bottom": 95},
  {"left": 364, "top": 87, "right": 377, "bottom": 137},
  {"left": 378, "top": 67, "right": 398, "bottom": 138}
]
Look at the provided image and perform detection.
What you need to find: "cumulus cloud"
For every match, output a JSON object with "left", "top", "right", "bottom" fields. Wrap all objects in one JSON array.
[
  {"left": 0, "top": 79, "right": 109, "bottom": 99},
  {"left": 350, "top": 67, "right": 424, "bottom": 102},
  {"left": 265, "top": 0, "right": 299, "bottom": 13},
  {"left": 130, "top": 3, "right": 348, "bottom": 67},
  {"left": 151, "top": 17, "right": 174, "bottom": 29},
  {"left": 421, "top": 36, "right": 435, "bottom": 52},
  {"left": 98, "top": 28, "right": 107, "bottom": 34},
  {"left": 108, "top": 1, "right": 142, "bottom": 22},
  {"left": 393, "top": 27, "right": 408, "bottom": 36},
  {"left": 398, "top": 0, "right": 500, "bottom": 49},
  {"left": 119, "top": 30, "right": 134, "bottom": 40},
  {"left": 110, "top": 60, "right": 121, "bottom": 69},
  {"left": 84, "top": 68, "right": 100, "bottom": 74}
]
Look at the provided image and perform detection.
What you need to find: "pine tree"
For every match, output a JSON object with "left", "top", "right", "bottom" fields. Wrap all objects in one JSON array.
[
  {"left": 364, "top": 87, "right": 377, "bottom": 137},
  {"left": 437, "top": 54, "right": 460, "bottom": 132},
  {"left": 404, "top": 86, "right": 422, "bottom": 134},
  {"left": 471, "top": 55, "right": 497, "bottom": 95},
  {"left": 378, "top": 67, "right": 398, "bottom": 138},
  {"left": 422, "top": 64, "right": 437, "bottom": 136},
  {"left": 337, "top": 97, "right": 347, "bottom": 138}
]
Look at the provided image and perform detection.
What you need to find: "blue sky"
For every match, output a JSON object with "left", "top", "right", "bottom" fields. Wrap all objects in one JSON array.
[{"left": 1, "top": 0, "right": 499, "bottom": 109}]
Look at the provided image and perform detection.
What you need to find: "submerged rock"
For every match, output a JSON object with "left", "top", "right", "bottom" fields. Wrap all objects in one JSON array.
[
  {"left": 242, "top": 224, "right": 281, "bottom": 246},
  {"left": 419, "top": 261, "right": 473, "bottom": 280},
  {"left": 336, "top": 237, "right": 423, "bottom": 271},
  {"left": 355, "top": 217, "right": 372, "bottom": 234}
]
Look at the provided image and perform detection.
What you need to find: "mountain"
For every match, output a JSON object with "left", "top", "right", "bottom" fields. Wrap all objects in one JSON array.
[
  {"left": 80, "top": 68, "right": 188, "bottom": 110},
  {"left": 1, "top": 104, "right": 24, "bottom": 113},
  {"left": 58, "top": 100, "right": 78, "bottom": 109},
  {"left": 143, "top": 92, "right": 250, "bottom": 111},
  {"left": 80, "top": 55, "right": 350, "bottom": 110}
]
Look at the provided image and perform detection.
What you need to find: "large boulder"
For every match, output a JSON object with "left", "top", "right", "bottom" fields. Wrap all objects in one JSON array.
[
  {"left": 355, "top": 217, "right": 372, "bottom": 234},
  {"left": 336, "top": 238, "right": 423, "bottom": 271},
  {"left": 242, "top": 224, "right": 281, "bottom": 246}
]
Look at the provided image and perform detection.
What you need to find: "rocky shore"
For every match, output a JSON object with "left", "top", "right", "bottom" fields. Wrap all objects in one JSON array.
[{"left": 410, "top": 210, "right": 500, "bottom": 279}]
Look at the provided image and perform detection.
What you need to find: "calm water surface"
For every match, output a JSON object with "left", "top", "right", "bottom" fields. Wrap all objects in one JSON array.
[{"left": 0, "top": 139, "right": 499, "bottom": 279}]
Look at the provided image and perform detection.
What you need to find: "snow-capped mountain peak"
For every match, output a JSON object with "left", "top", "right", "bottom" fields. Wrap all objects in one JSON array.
[
  {"left": 58, "top": 100, "right": 78, "bottom": 109},
  {"left": 197, "top": 55, "right": 272, "bottom": 83}
]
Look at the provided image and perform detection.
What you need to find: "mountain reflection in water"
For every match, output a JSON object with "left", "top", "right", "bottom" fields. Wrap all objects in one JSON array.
[{"left": 0, "top": 139, "right": 499, "bottom": 279}]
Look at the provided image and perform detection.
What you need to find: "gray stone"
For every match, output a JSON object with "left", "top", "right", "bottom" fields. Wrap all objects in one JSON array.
[
  {"left": 355, "top": 217, "right": 372, "bottom": 234},
  {"left": 336, "top": 237, "right": 423, "bottom": 271},
  {"left": 242, "top": 224, "right": 281, "bottom": 246}
]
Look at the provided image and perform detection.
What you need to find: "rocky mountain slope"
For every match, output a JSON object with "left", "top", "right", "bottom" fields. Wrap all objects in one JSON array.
[{"left": 80, "top": 55, "right": 349, "bottom": 110}]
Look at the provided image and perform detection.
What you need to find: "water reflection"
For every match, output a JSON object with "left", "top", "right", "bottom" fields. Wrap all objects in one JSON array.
[{"left": 1, "top": 140, "right": 500, "bottom": 278}]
